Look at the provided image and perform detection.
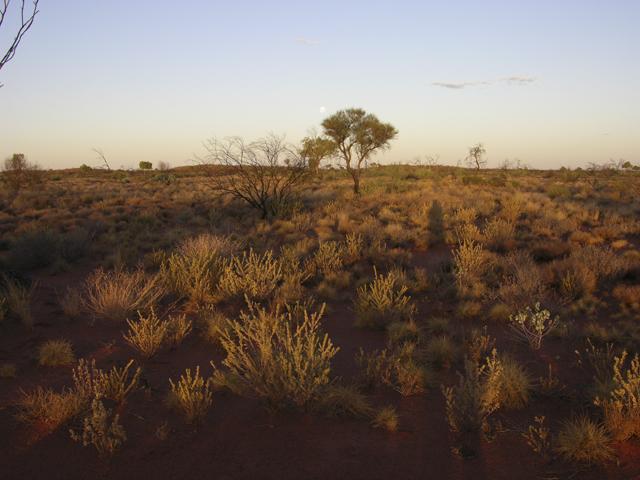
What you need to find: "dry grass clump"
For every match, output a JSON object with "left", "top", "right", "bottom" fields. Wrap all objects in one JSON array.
[
  {"left": 16, "top": 387, "right": 85, "bottom": 428},
  {"left": 123, "top": 309, "right": 170, "bottom": 358},
  {"left": 70, "top": 397, "right": 127, "bottom": 457},
  {"left": 60, "top": 287, "right": 83, "bottom": 319},
  {"left": 555, "top": 416, "right": 613, "bottom": 465},
  {"left": 167, "top": 366, "right": 213, "bottom": 423},
  {"left": 83, "top": 268, "right": 164, "bottom": 322},
  {"left": 372, "top": 406, "right": 399, "bottom": 432},
  {"left": 1, "top": 275, "right": 33, "bottom": 328},
  {"left": 38, "top": 339, "right": 75, "bottom": 367},
  {"left": 424, "top": 336, "right": 457, "bottom": 369},
  {"left": 215, "top": 301, "right": 338, "bottom": 408},
  {"left": 161, "top": 234, "right": 236, "bottom": 304},
  {"left": 355, "top": 268, "right": 415, "bottom": 329},
  {"left": 595, "top": 351, "right": 640, "bottom": 441},
  {"left": 315, "top": 384, "right": 372, "bottom": 418},
  {"left": 357, "top": 342, "right": 430, "bottom": 396},
  {"left": 441, "top": 349, "right": 503, "bottom": 434},
  {"left": 218, "top": 249, "right": 283, "bottom": 302},
  {"left": 498, "top": 356, "right": 531, "bottom": 409}
]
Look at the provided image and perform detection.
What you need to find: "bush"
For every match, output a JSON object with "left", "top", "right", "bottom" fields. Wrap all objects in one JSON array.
[
  {"left": 72, "top": 358, "right": 141, "bottom": 404},
  {"left": 7, "top": 229, "right": 60, "bottom": 270},
  {"left": 161, "top": 234, "right": 236, "bottom": 304},
  {"left": 1, "top": 275, "right": 33, "bottom": 328},
  {"left": 314, "top": 384, "right": 372, "bottom": 418},
  {"left": 218, "top": 249, "right": 283, "bottom": 303},
  {"left": 83, "top": 268, "right": 164, "bottom": 322},
  {"left": 215, "top": 301, "right": 338, "bottom": 408},
  {"left": 123, "top": 309, "right": 169, "bottom": 358},
  {"left": 452, "top": 240, "right": 487, "bottom": 296},
  {"left": 595, "top": 351, "right": 640, "bottom": 441},
  {"left": 355, "top": 268, "right": 415, "bottom": 329},
  {"left": 555, "top": 416, "right": 613, "bottom": 465},
  {"left": 38, "top": 340, "right": 75, "bottom": 367},
  {"left": 498, "top": 356, "right": 530, "bottom": 409},
  {"left": 508, "top": 303, "right": 558, "bottom": 350},
  {"left": 168, "top": 366, "right": 213, "bottom": 423},
  {"left": 441, "top": 349, "right": 503, "bottom": 434},
  {"left": 70, "top": 397, "right": 126, "bottom": 457},
  {"left": 16, "top": 387, "right": 84, "bottom": 429},
  {"left": 372, "top": 406, "right": 399, "bottom": 432}
]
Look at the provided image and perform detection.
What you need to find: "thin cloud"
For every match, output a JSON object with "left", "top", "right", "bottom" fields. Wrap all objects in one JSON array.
[
  {"left": 432, "top": 76, "right": 536, "bottom": 89},
  {"left": 295, "top": 37, "right": 321, "bottom": 46}
]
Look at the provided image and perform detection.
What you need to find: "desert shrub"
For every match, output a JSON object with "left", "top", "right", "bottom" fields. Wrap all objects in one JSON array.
[
  {"left": 452, "top": 240, "right": 487, "bottom": 296},
  {"left": 0, "top": 363, "right": 16, "bottom": 378},
  {"left": 166, "top": 313, "right": 193, "bottom": 347},
  {"left": 454, "top": 222, "right": 482, "bottom": 244},
  {"left": 60, "top": 287, "right": 83, "bottom": 319},
  {"left": 387, "top": 320, "right": 421, "bottom": 346},
  {"left": 70, "top": 397, "right": 126, "bottom": 457},
  {"left": 522, "top": 416, "right": 550, "bottom": 457},
  {"left": 555, "top": 416, "right": 613, "bottom": 465},
  {"left": 168, "top": 366, "right": 213, "bottom": 423},
  {"left": 441, "top": 349, "right": 503, "bottom": 434},
  {"left": 498, "top": 356, "right": 531, "bottom": 409},
  {"left": 161, "top": 234, "right": 236, "bottom": 304},
  {"left": 215, "top": 301, "right": 338, "bottom": 408},
  {"left": 218, "top": 249, "right": 283, "bottom": 302},
  {"left": 575, "top": 339, "right": 616, "bottom": 399},
  {"left": 357, "top": 343, "right": 429, "bottom": 396},
  {"left": 343, "top": 232, "right": 364, "bottom": 264},
  {"left": 123, "top": 309, "right": 169, "bottom": 358},
  {"left": 372, "top": 406, "right": 399, "bottom": 432},
  {"left": 315, "top": 384, "right": 372, "bottom": 418},
  {"left": 7, "top": 228, "right": 60, "bottom": 270},
  {"left": 483, "top": 218, "right": 515, "bottom": 251},
  {"left": 306, "top": 241, "right": 344, "bottom": 277},
  {"left": 508, "top": 303, "right": 558, "bottom": 350},
  {"left": 355, "top": 268, "right": 415, "bottom": 329},
  {"left": 612, "top": 284, "right": 640, "bottom": 311},
  {"left": 83, "top": 268, "right": 164, "bottom": 322},
  {"left": 1, "top": 275, "right": 33, "bottom": 328},
  {"left": 72, "top": 358, "right": 141, "bottom": 404},
  {"left": 16, "top": 387, "right": 84, "bottom": 428},
  {"left": 555, "top": 261, "right": 597, "bottom": 300},
  {"left": 465, "top": 326, "right": 496, "bottom": 363},
  {"left": 595, "top": 351, "right": 640, "bottom": 441},
  {"left": 497, "top": 252, "right": 547, "bottom": 309},
  {"left": 38, "top": 340, "right": 75, "bottom": 367},
  {"left": 198, "top": 306, "right": 229, "bottom": 345}
]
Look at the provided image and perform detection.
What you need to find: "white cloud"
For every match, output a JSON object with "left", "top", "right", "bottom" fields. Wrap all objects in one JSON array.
[
  {"left": 432, "top": 76, "right": 536, "bottom": 89},
  {"left": 296, "top": 37, "right": 321, "bottom": 46}
]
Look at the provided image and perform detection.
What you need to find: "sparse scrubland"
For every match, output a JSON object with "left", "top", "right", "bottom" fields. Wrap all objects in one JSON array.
[{"left": 1, "top": 157, "right": 640, "bottom": 479}]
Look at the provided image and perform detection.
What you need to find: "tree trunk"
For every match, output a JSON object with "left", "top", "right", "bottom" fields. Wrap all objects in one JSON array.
[{"left": 352, "top": 172, "right": 361, "bottom": 194}]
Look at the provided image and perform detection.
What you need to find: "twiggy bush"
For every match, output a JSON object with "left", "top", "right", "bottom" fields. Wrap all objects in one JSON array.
[
  {"left": 355, "top": 268, "right": 415, "bottom": 329},
  {"left": 555, "top": 416, "right": 613, "bottom": 465},
  {"left": 306, "top": 241, "right": 344, "bottom": 277},
  {"left": 441, "top": 349, "right": 503, "bottom": 434},
  {"left": 72, "top": 358, "right": 141, "bottom": 404},
  {"left": 508, "top": 303, "right": 558, "bottom": 350},
  {"left": 161, "top": 234, "right": 236, "bottom": 304},
  {"left": 343, "top": 232, "right": 364, "bottom": 264},
  {"left": 83, "top": 268, "right": 164, "bottom": 322},
  {"left": 168, "top": 366, "right": 213, "bottom": 423},
  {"left": 70, "top": 397, "right": 126, "bottom": 457},
  {"left": 167, "top": 313, "right": 193, "bottom": 347},
  {"left": 595, "top": 351, "right": 640, "bottom": 441},
  {"left": 38, "top": 339, "right": 75, "bottom": 367},
  {"left": 522, "top": 416, "right": 550, "bottom": 457},
  {"left": 123, "top": 309, "right": 169, "bottom": 358},
  {"left": 483, "top": 218, "right": 515, "bottom": 251},
  {"left": 218, "top": 249, "right": 283, "bottom": 302},
  {"left": 216, "top": 301, "right": 338, "bottom": 408}
]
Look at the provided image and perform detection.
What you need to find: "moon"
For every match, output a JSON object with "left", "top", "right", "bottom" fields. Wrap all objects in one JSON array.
[{"left": 319, "top": 106, "right": 326, "bottom": 113}]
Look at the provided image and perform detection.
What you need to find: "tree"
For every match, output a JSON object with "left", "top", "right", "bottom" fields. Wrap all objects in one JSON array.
[
  {"left": 139, "top": 161, "right": 152, "bottom": 170},
  {"left": 2, "top": 152, "right": 40, "bottom": 192},
  {"left": 321, "top": 108, "right": 398, "bottom": 194},
  {"left": 200, "top": 134, "right": 309, "bottom": 219},
  {"left": 299, "top": 135, "right": 335, "bottom": 175},
  {"left": 0, "top": 1, "right": 40, "bottom": 87},
  {"left": 466, "top": 143, "right": 487, "bottom": 170}
]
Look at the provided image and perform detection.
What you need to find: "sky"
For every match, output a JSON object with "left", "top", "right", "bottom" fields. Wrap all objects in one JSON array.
[{"left": 0, "top": 0, "right": 639, "bottom": 170}]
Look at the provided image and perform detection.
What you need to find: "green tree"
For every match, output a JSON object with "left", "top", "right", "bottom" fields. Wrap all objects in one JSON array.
[
  {"left": 321, "top": 108, "right": 397, "bottom": 194},
  {"left": 299, "top": 136, "right": 335, "bottom": 175},
  {"left": 139, "top": 161, "right": 152, "bottom": 170}
]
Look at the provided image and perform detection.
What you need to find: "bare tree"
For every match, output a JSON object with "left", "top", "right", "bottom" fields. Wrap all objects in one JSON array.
[
  {"left": 466, "top": 143, "right": 487, "bottom": 170},
  {"left": 200, "top": 135, "right": 309, "bottom": 219},
  {"left": 0, "top": 0, "right": 40, "bottom": 87},
  {"left": 92, "top": 148, "right": 111, "bottom": 170}
]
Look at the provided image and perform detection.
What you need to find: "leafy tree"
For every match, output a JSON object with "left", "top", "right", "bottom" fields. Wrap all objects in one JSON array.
[
  {"left": 299, "top": 136, "right": 335, "bottom": 175},
  {"left": 466, "top": 143, "right": 487, "bottom": 170},
  {"left": 139, "top": 161, "right": 152, "bottom": 170},
  {"left": 321, "top": 108, "right": 397, "bottom": 194},
  {"left": 2, "top": 152, "right": 40, "bottom": 192}
]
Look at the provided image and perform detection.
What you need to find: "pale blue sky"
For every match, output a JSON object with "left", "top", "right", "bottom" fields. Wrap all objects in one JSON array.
[{"left": 0, "top": 0, "right": 638, "bottom": 169}]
